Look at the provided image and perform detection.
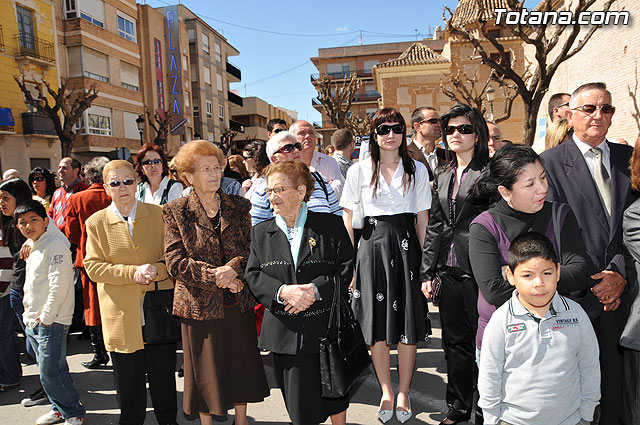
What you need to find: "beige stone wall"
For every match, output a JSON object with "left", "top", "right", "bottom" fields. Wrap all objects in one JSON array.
[{"left": 534, "top": 0, "right": 640, "bottom": 145}]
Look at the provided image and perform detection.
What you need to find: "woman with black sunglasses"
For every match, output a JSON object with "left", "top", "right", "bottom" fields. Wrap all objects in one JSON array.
[
  {"left": 420, "top": 103, "right": 490, "bottom": 425},
  {"left": 28, "top": 167, "right": 57, "bottom": 214},
  {"left": 341, "top": 107, "right": 431, "bottom": 424},
  {"left": 135, "top": 144, "right": 183, "bottom": 206}
]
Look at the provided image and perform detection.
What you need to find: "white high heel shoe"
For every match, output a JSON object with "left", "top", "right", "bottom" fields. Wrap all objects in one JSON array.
[
  {"left": 377, "top": 401, "right": 393, "bottom": 423},
  {"left": 396, "top": 399, "right": 413, "bottom": 424}
]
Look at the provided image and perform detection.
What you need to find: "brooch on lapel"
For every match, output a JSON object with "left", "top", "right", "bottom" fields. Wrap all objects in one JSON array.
[{"left": 309, "top": 237, "right": 316, "bottom": 254}]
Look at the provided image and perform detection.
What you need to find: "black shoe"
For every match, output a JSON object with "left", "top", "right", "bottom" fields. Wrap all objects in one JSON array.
[
  {"left": 21, "top": 387, "right": 50, "bottom": 406},
  {"left": 178, "top": 367, "right": 184, "bottom": 378},
  {"left": 0, "top": 382, "right": 19, "bottom": 393},
  {"left": 81, "top": 351, "right": 109, "bottom": 369}
]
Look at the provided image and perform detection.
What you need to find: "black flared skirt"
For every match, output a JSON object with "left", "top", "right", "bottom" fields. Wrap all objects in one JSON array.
[{"left": 351, "top": 213, "right": 431, "bottom": 345}]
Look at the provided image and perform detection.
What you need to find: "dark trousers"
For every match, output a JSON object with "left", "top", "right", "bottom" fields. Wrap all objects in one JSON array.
[
  {"left": 591, "top": 308, "right": 625, "bottom": 425},
  {"left": 622, "top": 348, "right": 640, "bottom": 425},
  {"left": 439, "top": 267, "right": 478, "bottom": 421},
  {"left": 111, "top": 343, "right": 177, "bottom": 425}
]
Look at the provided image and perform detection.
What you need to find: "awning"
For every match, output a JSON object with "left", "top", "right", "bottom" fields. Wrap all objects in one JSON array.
[{"left": 0, "top": 108, "right": 15, "bottom": 126}]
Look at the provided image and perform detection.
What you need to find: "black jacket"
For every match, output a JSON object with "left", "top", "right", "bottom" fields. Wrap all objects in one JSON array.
[
  {"left": 541, "top": 139, "right": 635, "bottom": 317},
  {"left": 245, "top": 211, "right": 354, "bottom": 355},
  {"left": 420, "top": 160, "right": 487, "bottom": 280}
]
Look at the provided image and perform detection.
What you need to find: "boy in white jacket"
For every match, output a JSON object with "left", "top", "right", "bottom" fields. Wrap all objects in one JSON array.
[{"left": 16, "top": 200, "right": 85, "bottom": 425}]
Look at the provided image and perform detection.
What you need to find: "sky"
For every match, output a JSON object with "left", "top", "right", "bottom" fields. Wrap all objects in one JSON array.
[
  {"left": 141, "top": 0, "right": 540, "bottom": 125},
  {"left": 141, "top": 0, "right": 461, "bottom": 124}
]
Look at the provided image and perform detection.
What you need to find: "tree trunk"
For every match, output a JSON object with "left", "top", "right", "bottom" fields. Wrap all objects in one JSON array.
[{"left": 60, "top": 136, "right": 72, "bottom": 158}]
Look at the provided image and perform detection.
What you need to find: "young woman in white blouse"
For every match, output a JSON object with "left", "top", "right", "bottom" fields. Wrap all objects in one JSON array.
[
  {"left": 135, "top": 144, "right": 183, "bottom": 206},
  {"left": 341, "top": 107, "right": 431, "bottom": 424}
]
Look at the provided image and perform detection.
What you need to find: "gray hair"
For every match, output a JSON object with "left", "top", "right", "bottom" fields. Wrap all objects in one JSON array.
[
  {"left": 569, "top": 82, "right": 612, "bottom": 109},
  {"left": 84, "top": 156, "right": 109, "bottom": 183},
  {"left": 266, "top": 131, "right": 298, "bottom": 160}
]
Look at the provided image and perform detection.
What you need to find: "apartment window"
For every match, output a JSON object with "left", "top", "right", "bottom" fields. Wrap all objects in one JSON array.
[
  {"left": 365, "top": 108, "right": 377, "bottom": 118},
  {"left": 218, "top": 105, "right": 224, "bottom": 120},
  {"left": 117, "top": 13, "right": 136, "bottom": 42},
  {"left": 123, "top": 111, "right": 140, "bottom": 139},
  {"left": 182, "top": 54, "right": 188, "bottom": 72},
  {"left": 120, "top": 61, "right": 139, "bottom": 91},
  {"left": 205, "top": 101, "right": 212, "bottom": 118},
  {"left": 215, "top": 43, "right": 221, "bottom": 62},
  {"left": 83, "top": 47, "right": 109, "bottom": 82},
  {"left": 86, "top": 106, "right": 112, "bottom": 136},
  {"left": 188, "top": 28, "right": 195, "bottom": 42},
  {"left": 364, "top": 84, "right": 379, "bottom": 97},
  {"left": 16, "top": 6, "right": 35, "bottom": 51},
  {"left": 30, "top": 158, "right": 50, "bottom": 170},
  {"left": 193, "top": 105, "right": 199, "bottom": 117},
  {"left": 327, "top": 63, "right": 349, "bottom": 78},
  {"left": 364, "top": 60, "right": 379, "bottom": 74},
  {"left": 73, "top": 0, "right": 105, "bottom": 27},
  {"left": 203, "top": 67, "right": 211, "bottom": 85},
  {"left": 216, "top": 73, "right": 223, "bottom": 92},
  {"left": 156, "top": 80, "right": 164, "bottom": 110},
  {"left": 202, "top": 33, "right": 209, "bottom": 54},
  {"left": 184, "top": 93, "right": 190, "bottom": 109},
  {"left": 154, "top": 39, "right": 162, "bottom": 69}
]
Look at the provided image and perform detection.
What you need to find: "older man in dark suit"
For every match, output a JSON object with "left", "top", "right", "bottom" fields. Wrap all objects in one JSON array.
[{"left": 540, "top": 82, "right": 635, "bottom": 425}]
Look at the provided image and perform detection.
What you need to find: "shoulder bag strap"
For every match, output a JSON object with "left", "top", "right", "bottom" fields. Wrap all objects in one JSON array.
[
  {"left": 137, "top": 182, "right": 145, "bottom": 200},
  {"left": 160, "top": 179, "right": 177, "bottom": 205},
  {"left": 312, "top": 172, "right": 330, "bottom": 202},
  {"left": 325, "top": 273, "right": 341, "bottom": 337}
]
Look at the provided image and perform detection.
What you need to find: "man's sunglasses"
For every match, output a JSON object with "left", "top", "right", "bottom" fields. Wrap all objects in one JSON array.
[
  {"left": 32, "top": 176, "right": 46, "bottom": 182},
  {"left": 445, "top": 124, "right": 474, "bottom": 135},
  {"left": 375, "top": 124, "right": 404, "bottom": 136},
  {"left": 107, "top": 179, "right": 135, "bottom": 187},
  {"left": 420, "top": 118, "right": 440, "bottom": 125},
  {"left": 141, "top": 158, "right": 163, "bottom": 166},
  {"left": 273, "top": 128, "right": 287, "bottom": 134},
  {"left": 275, "top": 142, "right": 302, "bottom": 154},
  {"left": 572, "top": 104, "right": 615, "bottom": 115}
]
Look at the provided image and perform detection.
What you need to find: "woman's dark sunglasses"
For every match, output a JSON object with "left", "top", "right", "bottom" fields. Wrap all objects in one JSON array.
[
  {"left": 445, "top": 124, "right": 474, "bottom": 135},
  {"left": 107, "top": 179, "right": 135, "bottom": 187},
  {"left": 33, "top": 176, "right": 46, "bottom": 182},
  {"left": 141, "top": 158, "right": 163, "bottom": 166},
  {"left": 275, "top": 142, "right": 302, "bottom": 154},
  {"left": 375, "top": 124, "right": 404, "bottom": 136}
]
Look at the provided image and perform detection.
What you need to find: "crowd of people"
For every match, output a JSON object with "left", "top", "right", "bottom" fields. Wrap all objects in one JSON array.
[{"left": 0, "top": 80, "right": 639, "bottom": 425}]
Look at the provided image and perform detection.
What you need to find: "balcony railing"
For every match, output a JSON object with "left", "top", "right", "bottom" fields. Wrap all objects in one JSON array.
[
  {"left": 310, "top": 69, "right": 374, "bottom": 82},
  {"left": 227, "top": 91, "right": 243, "bottom": 107},
  {"left": 14, "top": 33, "right": 55, "bottom": 63},
  {"left": 229, "top": 119, "right": 245, "bottom": 133},
  {"left": 226, "top": 61, "right": 241, "bottom": 80},
  {"left": 22, "top": 112, "right": 56, "bottom": 136}
]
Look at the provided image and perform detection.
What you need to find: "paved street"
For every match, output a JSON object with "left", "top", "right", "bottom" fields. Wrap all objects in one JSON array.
[{"left": 0, "top": 305, "right": 473, "bottom": 424}]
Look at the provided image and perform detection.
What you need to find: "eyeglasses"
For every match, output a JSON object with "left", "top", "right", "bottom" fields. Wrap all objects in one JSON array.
[
  {"left": 571, "top": 104, "right": 616, "bottom": 115},
  {"left": 273, "top": 128, "right": 287, "bottom": 134},
  {"left": 375, "top": 124, "right": 404, "bottom": 135},
  {"left": 107, "top": 179, "right": 135, "bottom": 187},
  {"left": 557, "top": 102, "right": 570, "bottom": 108},
  {"left": 141, "top": 158, "right": 163, "bottom": 166},
  {"left": 275, "top": 142, "right": 302, "bottom": 154},
  {"left": 420, "top": 118, "right": 440, "bottom": 125},
  {"left": 445, "top": 124, "right": 475, "bottom": 135},
  {"left": 33, "top": 176, "right": 45, "bottom": 182},
  {"left": 265, "top": 186, "right": 293, "bottom": 196},
  {"left": 196, "top": 166, "right": 222, "bottom": 174}
]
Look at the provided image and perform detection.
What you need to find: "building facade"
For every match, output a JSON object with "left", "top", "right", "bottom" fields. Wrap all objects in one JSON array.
[
  {"left": 0, "top": 0, "right": 60, "bottom": 176},
  {"left": 55, "top": 0, "right": 145, "bottom": 162},
  {"left": 231, "top": 96, "right": 297, "bottom": 144}
]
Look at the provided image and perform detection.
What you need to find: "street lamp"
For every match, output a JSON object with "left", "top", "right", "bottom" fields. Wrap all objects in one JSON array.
[
  {"left": 486, "top": 86, "right": 495, "bottom": 121},
  {"left": 136, "top": 115, "right": 145, "bottom": 146}
]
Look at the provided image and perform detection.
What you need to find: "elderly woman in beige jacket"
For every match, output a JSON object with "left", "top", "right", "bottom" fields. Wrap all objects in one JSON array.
[{"left": 84, "top": 160, "right": 177, "bottom": 425}]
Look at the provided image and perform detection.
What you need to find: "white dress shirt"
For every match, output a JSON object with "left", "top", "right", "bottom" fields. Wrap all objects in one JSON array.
[
  {"left": 412, "top": 140, "right": 439, "bottom": 171},
  {"left": 340, "top": 158, "right": 431, "bottom": 216},
  {"left": 310, "top": 150, "right": 344, "bottom": 198},
  {"left": 137, "top": 176, "right": 183, "bottom": 205},
  {"left": 572, "top": 134, "right": 611, "bottom": 178}
]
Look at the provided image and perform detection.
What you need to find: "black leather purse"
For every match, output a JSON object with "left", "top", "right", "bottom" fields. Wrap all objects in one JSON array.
[
  {"left": 319, "top": 274, "right": 371, "bottom": 398},
  {"left": 142, "top": 282, "right": 181, "bottom": 345}
]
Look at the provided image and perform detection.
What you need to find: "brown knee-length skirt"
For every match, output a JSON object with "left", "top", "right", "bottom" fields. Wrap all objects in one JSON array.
[{"left": 181, "top": 305, "right": 270, "bottom": 417}]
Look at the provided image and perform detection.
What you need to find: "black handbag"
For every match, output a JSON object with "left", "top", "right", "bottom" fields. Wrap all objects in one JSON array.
[
  {"left": 319, "top": 274, "right": 371, "bottom": 398},
  {"left": 142, "top": 282, "right": 181, "bottom": 345}
]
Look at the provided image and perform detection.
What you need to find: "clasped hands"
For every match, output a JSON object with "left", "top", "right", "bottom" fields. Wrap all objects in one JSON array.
[
  {"left": 591, "top": 270, "right": 626, "bottom": 312},
  {"left": 205, "top": 265, "right": 244, "bottom": 293},
  {"left": 134, "top": 264, "right": 158, "bottom": 285},
  {"left": 280, "top": 284, "right": 317, "bottom": 314}
]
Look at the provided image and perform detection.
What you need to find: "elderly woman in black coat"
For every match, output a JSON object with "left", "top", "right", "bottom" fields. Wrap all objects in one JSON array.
[{"left": 245, "top": 160, "right": 354, "bottom": 425}]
